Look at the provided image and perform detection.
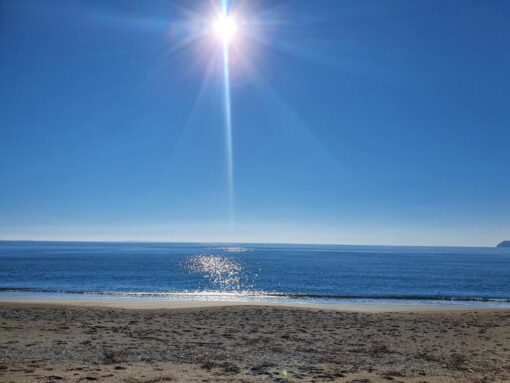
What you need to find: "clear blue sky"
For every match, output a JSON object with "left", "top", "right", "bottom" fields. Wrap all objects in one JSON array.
[{"left": 1, "top": 0, "right": 509, "bottom": 246}]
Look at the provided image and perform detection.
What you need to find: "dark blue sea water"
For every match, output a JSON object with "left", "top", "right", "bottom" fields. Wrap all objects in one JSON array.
[{"left": 1, "top": 241, "right": 510, "bottom": 307}]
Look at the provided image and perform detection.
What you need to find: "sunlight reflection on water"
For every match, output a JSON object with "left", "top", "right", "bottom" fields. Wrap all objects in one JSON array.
[{"left": 184, "top": 254, "right": 245, "bottom": 290}]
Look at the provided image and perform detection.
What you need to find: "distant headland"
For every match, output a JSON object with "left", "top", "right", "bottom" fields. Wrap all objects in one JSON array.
[{"left": 497, "top": 241, "right": 510, "bottom": 248}]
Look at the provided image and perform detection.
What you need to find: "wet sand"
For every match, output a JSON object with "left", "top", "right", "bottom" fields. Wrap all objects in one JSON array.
[{"left": 0, "top": 300, "right": 509, "bottom": 382}]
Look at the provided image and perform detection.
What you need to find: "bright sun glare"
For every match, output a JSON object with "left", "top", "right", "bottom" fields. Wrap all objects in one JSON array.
[{"left": 213, "top": 15, "right": 238, "bottom": 43}]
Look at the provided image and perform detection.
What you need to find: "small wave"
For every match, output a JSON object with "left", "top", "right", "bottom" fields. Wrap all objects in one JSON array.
[
  {"left": 269, "top": 292, "right": 510, "bottom": 303},
  {"left": 1, "top": 287, "right": 510, "bottom": 303}
]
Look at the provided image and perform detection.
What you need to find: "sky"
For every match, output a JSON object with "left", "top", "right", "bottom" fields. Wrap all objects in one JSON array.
[{"left": 1, "top": 0, "right": 509, "bottom": 246}]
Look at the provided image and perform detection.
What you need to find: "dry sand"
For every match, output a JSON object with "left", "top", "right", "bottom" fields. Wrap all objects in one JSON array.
[{"left": 0, "top": 299, "right": 509, "bottom": 382}]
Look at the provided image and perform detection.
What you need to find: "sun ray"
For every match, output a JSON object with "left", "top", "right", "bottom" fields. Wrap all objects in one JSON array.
[{"left": 218, "top": 0, "right": 235, "bottom": 226}]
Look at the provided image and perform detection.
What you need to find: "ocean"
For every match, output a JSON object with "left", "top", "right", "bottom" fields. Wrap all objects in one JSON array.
[{"left": 1, "top": 240, "right": 509, "bottom": 307}]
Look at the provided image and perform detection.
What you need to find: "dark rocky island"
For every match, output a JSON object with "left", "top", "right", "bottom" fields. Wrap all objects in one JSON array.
[{"left": 497, "top": 241, "right": 510, "bottom": 248}]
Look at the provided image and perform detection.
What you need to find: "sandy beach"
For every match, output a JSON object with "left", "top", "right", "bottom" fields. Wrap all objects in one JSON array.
[{"left": 0, "top": 300, "right": 509, "bottom": 382}]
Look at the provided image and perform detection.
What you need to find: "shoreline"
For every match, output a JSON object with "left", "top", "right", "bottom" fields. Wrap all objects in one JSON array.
[{"left": 0, "top": 296, "right": 505, "bottom": 312}]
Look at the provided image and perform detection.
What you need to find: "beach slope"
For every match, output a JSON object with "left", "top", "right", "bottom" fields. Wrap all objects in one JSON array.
[{"left": 0, "top": 302, "right": 509, "bottom": 382}]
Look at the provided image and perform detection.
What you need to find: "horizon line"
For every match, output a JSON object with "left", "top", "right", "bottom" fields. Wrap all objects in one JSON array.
[{"left": 0, "top": 238, "right": 502, "bottom": 249}]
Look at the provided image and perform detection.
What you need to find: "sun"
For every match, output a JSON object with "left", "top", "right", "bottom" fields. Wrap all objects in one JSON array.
[{"left": 213, "top": 15, "right": 238, "bottom": 43}]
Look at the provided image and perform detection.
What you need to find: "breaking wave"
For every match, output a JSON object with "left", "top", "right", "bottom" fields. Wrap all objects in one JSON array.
[{"left": 1, "top": 287, "right": 510, "bottom": 304}]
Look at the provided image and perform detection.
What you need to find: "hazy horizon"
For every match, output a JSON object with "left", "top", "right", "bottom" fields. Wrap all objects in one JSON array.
[{"left": 0, "top": 226, "right": 507, "bottom": 248}]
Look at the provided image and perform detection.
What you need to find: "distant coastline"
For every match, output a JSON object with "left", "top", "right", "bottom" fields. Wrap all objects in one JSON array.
[{"left": 497, "top": 241, "right": 510, "bottom": 248}]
